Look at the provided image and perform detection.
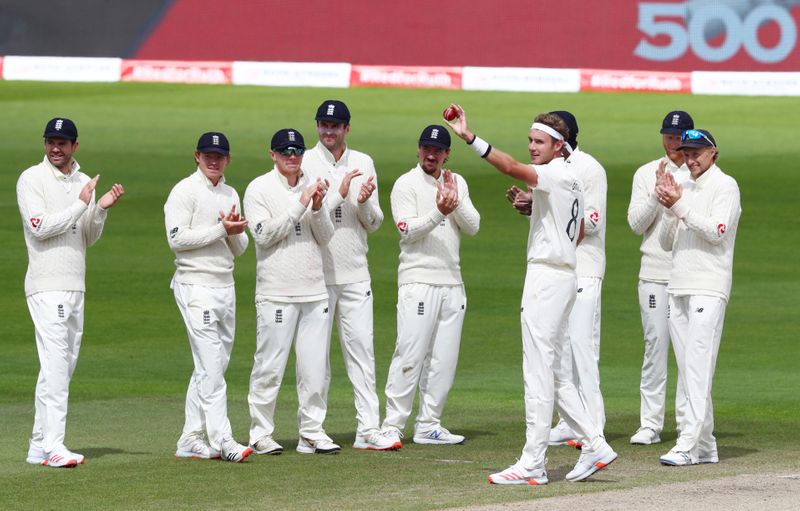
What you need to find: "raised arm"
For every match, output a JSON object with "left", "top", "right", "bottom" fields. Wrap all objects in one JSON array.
[
  {"left": 444, "top": 103, "right": 539, "bottom": 186},
  {"left": 17, "top": 173, "right": 89, "bottom": 240}
]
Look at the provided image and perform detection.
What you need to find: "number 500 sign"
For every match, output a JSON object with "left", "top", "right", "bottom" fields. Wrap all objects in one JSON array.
[{"left": 634, "top": 2, "right": 798, "bottom": 63}]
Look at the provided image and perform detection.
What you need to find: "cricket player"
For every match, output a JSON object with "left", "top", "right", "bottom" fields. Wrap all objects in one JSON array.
[
  {"left": 164, "top": 132, "right": 253, "bottom": 463},
  {"left": 18, "top": 117, "right": 124, "bottom": 468},
  {"left": 508, "top": 112, "right": 608, "bottom": 446},
  {"left": 302, "top": 100, "right": 397, "bottom": 451},
  {"left": 381, "top": 125, "right": 480, "bottom": 448},
  {"left": 627, "top": 111, "right": 694, "bottom": 445},
  {"left": 656, "top": 129, "right": 740, "bottom": 465},
  {"left": 245, "top": 128, "right": 340, "bottom": 455},
  {"left": 445, "top": 105, "right": 616, "bottom": 485}
]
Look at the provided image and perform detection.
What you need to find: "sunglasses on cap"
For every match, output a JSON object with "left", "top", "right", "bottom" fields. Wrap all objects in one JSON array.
[
  {"left": 278, "top": 146, "right": 305, "bottom": 156},
  {"left": 681, "top": 129, "right": 715, "bottom": 147}
]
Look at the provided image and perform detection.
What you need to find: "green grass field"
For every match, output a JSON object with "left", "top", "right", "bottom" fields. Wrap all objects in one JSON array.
[{"left": 1, "top": 81, "right": 798, "bottom": 510}]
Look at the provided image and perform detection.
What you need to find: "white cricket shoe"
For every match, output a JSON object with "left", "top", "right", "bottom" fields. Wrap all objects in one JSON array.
[
  {"left": 220, "top": 436, "right": 253, "bottom": 463},
  {"left": 413, "top": 427, "right": 465, "bottom": 445},
  {"left": 26, "top": 443, "right": 47, "bottom": 465},
  {"left": 630, "top": 427, "right": 661, "bottom": 445},
  {"left": 697, "top": 442, "right": 719, "bottom": 464},
  {"left": 175, "top": 434, "right": 221, "bottom": 459},
  {"left": 488, "top": 461, "right": 548, "bottom": 486},
  {"left": 659, "top": 448, "right": 696, "bottom": 466},
  {"left": 353, "top": 430, "right": 401, "bottom": 451},
  {"left": 566, "top": 442, "right": 618, "bottom": 482},
  {"left": 46, "top": 447, "right": 80, "bottom": 468},
  {"left": 548, "top": 420, "right": 581, "bottom": 448},
  {"left": 251, "top": 436, "right": 283, "bottom": 455},
  {"left": 296, "top": 436, "right": 341, "bottom": 454},
  {"left": 380, "top": 427, "right": 404, "bottom": 449}
]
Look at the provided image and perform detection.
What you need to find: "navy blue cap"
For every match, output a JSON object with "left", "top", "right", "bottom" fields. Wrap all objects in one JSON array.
[
  {"left": 661, "top": 111, "right": 694, "bottom": 135},
  {"left": 271, "top": 128, "right": 306, "bottom": 151},
  {"left": 315, "top": 100, "right": 351, "bottom": 124},
  {"left": 196, "top": 132, "right": 230, "bottom": 155},
  {"left": 43, "top": 117, "right": 78, "bottom": 141},
  {"left": 418, "top": 124, "right": 450, "bottom": 149},
  {"left": 550, "top": 110, "right": 578, "bottom": 148},
  {"left": 678, "top": 129, "right": 716, "bottom": 150}
]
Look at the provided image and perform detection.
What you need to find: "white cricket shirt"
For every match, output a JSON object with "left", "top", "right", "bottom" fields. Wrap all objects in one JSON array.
[
  {"left": 390, "top": 165, "right": 480, "bottom": 286},
  {"left": 164, "top": 169, "right": 248, "bottom": 287},
  {"left": 17, "top": 156, "right": 108, "bottom": 296},
  {"left": 527, "top": 158, "right": 584, "bottom": 270},
  {"left": 627, "top": 157, "right": 691, "bottom": 282},
  {"left": 567, "top": 147, "right": 607, "bottom": 278},
  {"left": 243, "top": 168, "right": 334, "bottom": 302},
  {"left": 660, "top": 164, "right": 741, "bottom": 301},
  {"left": 302, "top": 142, "right": 384, "bottom": 285}
]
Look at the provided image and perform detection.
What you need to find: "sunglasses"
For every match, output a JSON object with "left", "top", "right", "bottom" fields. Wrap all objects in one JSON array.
[
  {"left": 278, "top": 146, "right": 305, "bottom": 156},
  {"left": 681, "top": 129, "right": 715, "bottom": 147}
]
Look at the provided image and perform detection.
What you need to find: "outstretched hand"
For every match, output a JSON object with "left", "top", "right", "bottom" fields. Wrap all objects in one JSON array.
[
  {"left": 506, "top": 185, "right": 532, "bottom": 216},
  {"left": 357, "top": 175, "right": 376, "bottom": 203},
  {"left": 80, "top": 175, "right": 100, "bottom": 205},
  {"left": 339, "top": 169, "right": 363, "bottom": 199},
  {"left": 442, "top": 103, "right": 474, "bottom": 142},
  {"left": 656, "top": 171, "right": 682, "bottom": 208}
]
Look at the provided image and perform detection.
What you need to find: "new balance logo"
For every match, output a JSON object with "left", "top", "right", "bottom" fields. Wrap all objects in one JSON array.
[
  {"left": 212, "top": 135, "right": 220, "bottom": 145},
  {"left": 428, "top": 430, "right": 441, "bottom": 439},
  {"left": 169, "top": 227, "right": 178, "bottom": 238},
  {"left": 577, "top": 288, "right": 583, "bottom": 293},
  {"left": 323, "top": 307, "right": 329, "bottom": 314},
  {"left": 256, "top": 222, "right": 263, "bottom": 234},
  {"left": 366, "top": 290, "right": 371, "bottom": 297},
  {"left": 326, "top": 104, "right": 335, "bottom": 116},
  {"left": 335, "top": 206, "right": 342, "bottom": 223},
  {"left": 203, "top": 310, "right": 210, "bottom": 325},
  {"left": 294, "top": 223, "right": 302, "bottom": 236},
  {"left": 275, "top": 309, "right": 283, "bottom": 323},
  {"left": 649, "top": 294, "right": 656, "bottom": 309},
  {"left": 417, "top": 302, "right": 425, "bottom": 315},
  {"left": 695, "top": 307, "right": 704, "bottom": 313},
  {"left": 57, "top": 304, "right": 64, "bottom": 319}
]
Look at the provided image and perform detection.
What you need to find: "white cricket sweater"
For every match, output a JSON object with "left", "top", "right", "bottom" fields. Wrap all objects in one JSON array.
[
  {"left": 567, "top": 147, "right": 607, "bottom": 278},
  {"left": 302, "top": 142, "right": 384, "bottom": 285},
  {"left": 16, "top": 156, "right": 107, "bottom": 296},
  {"left": 659, "top": 165, "right": 741, "bottom": 301},
  {"left": 164, "top": 169, "right": 249, "bottom": 287},
  {"left": 243, "top": 168, "right": 334, "bottom": 301},
  {"left": 627, "top": 157, "right": 691, "bottom": 282},
  {"left": 527, "top": 158, "right": 584, "bottom": 270},
  {"left": 390, "top": 165, "right": 480, "bottom": 286}
]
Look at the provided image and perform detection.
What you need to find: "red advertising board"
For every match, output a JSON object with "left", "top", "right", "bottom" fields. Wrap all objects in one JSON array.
[
  {"left": 121, "top": 60, "right": 232, "bottom": 84},
  {"left": 136, "top": 1, "right": 800, "bottom": 72},
  {"left": 351, "top": 65, "right": 462, "bottom": 90},
  {"left": 581, "top": 69, "right": 691, "bottom": 93},
  {"left": 0, "top": 56, "right": 4, "bottom": 80}
]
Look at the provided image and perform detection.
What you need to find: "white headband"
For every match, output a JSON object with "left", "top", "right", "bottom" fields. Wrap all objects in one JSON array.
[{"left": 530, "top": 122, "right": 573, "bottom": 154}]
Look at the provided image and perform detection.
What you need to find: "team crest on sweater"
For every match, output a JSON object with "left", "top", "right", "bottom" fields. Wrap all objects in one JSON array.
[
  {"left": 396, "top": 221, "right": 408, "bottom": 233},
  {"left": 717, "top": 224, "right": 726, "bottom": 234}
]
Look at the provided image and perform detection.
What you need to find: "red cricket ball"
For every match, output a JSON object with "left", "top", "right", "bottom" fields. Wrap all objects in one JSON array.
[{"left": 443, "top": 106, "right": 458, "bottom": 121}]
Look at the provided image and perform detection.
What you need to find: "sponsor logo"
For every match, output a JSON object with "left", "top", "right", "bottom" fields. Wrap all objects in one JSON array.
[
  {"left": 717, "top": 223, "right": 726, "bottom": 234},
  {"left": 169, "top": 227, "right": 178, "bottom": 238},
  {"left": 366, "top": 290, "right": 371, "bottom": 297},
  {"left": 255, "top": 222, "right": 263, "bottom": 234},
  {"left": 577, "top": 287, "right": 583, "bottom": 293},
  {"left": 428, "top": 430, "right": 441, "bottom": 439},
  {"left": 396, "top": 221, "right": 408, "bottom": 233},
  {"left": 590, "top": 211, "right": 600, "bottom": 223},
  {"left": 695, "top": 307, "right": 704, "bottom": 313},
  {"left": 351, "top": 65, "right": 463, "bottom": 90},
  {"left": 323, "top": 307, "right": 329, "bottom": 314},
  {"left": 30, "top": 217, "right": 41, "bottom": 229}
]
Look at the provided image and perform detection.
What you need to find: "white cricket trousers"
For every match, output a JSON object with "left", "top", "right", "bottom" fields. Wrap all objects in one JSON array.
[
  {"left": 669, "top": 294, "right": 726, "bottom": 455},
  {"left": 27, "top": 291, "right": 84, "bottom": 454},
  {"left": 324, "top": 281, "right": 381, "bottom": 436},
  {"left": 558, "top": 276, "right": 605, "bottom": 430},
  {"left": 173, "top": 282, "right": 236, "bottom": 451},
  {"left": 637, "top": 280, "right": 686, "bottom": 433},
  {"left": 248, "top": 298, "right": 331, "bottom": 444},
  {"left": 383, "top": 283, "right": 465, "bottom": 434},
  {"left": 520, "top": 264, "right": 604, "bottom": 469}
]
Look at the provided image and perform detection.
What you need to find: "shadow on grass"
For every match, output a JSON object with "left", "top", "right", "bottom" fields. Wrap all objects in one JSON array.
[
  {"left": 74, "top": 447, "right": 148, "bottom": 458},
  {"left": 720, "top": 445, "right": 757, "bottom": 460}
]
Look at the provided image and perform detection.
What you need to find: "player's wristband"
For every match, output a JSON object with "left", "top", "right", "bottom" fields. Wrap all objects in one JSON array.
[{"left": 468, "top": 135, "right": 492, "bottom": 158}]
